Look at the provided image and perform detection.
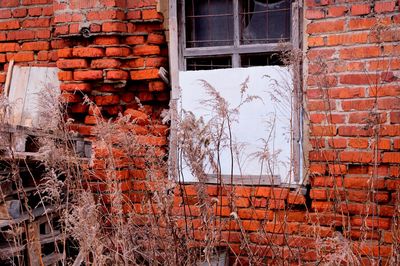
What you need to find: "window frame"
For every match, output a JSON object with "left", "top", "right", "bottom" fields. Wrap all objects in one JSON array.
[
  {"left": 168, "top": 0, "right": 303, "bottom": 186},
  {"left": 178, "top": 0, "right": 300, "bottom": 70}
]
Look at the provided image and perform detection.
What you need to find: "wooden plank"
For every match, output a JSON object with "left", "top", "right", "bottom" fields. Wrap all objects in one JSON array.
[
  {"left": 39, "top": 230, "right": 62, "bottom": 245},
  {"left": 27, "top": 221, "right": 44, "bottom": 266},
  {"left": 183, "top": 43, "right": 290, "bottom": 58},
  {"left": 168, "top": 0, "right": 180, "bottom": 181},
  {"left": 0, "top": 243, "right": 25, "bottom": 259},
  {"left": 8, "top": 66, "right": 30, "bottom": 127},
  {"left": 204, "top": 174, "right": 280, "bottom": 186},
  {"left": 42, "top": 252, "right": 63, "bottom": 266},
  {"left": 4, "top": 60, "right": 14, "bottom": 97}
]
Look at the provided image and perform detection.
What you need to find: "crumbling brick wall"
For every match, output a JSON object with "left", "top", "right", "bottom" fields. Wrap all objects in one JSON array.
[{"left": 0, "top": 0, "right": 399, "bottom": 264}]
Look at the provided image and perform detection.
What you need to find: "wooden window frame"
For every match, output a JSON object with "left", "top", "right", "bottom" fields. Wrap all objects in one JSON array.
[
  {"left": 168, "top": 0, "right": 303, "bottom": 186},
  {"left": 178, "top": 0, "right": 300, "bottom": 69}
]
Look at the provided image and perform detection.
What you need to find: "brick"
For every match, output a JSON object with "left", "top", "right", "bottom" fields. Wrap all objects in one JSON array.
[
  {"left": 0, "top": 20, "right": 20, "bottom": 30},
  {"left": 124, "top": 109, "right": 149, "bottom": 125},
  {"left": 0, "top": 10, "right": 11, "bottom": 19},
  {"left": 0, "top": 0, "right": 19, "bottom": 7},
  {"left": 22, "top": 0, "right": 50, "bottom": 4},
  {"left": 375, "top": 1, "right": 396, "bottom": 13},
  {"left": 93, "top": 36, "right": 120, "bottom": 45},
  {"left": 58, "top": 48, "right": 73, "bottom": 58},
  {"left": 327, "top": 6, "right": 347, "bottom": 17},
  {"left": 125, "top": 36, "right": 145, "bottom": 45},
  {"left": 308, "top": 36, "right": 324, "bottom": 47},
  {"left": 91, "top": 58, "right": 120, "bottom": 69},
  {"left": 72, "top": 47, "right": 104, "bottom": 57},
  {"left": 95, "top": 95, "right": 120, "bottom": 106},
  {"left": 351, "top": 4, "right": 371, "bottom": 16},
  {"left": 102, "top": 22, "right": 127, "bottom": 32},
  {"left": 0, "top": 43, "right": 19, "bottom": 52},
  {"left": 340, "top": 74, "right": 379, "bottom": 85},
  {"left": 382, "top": 152, "right": 400, "bottom": 163},
  {"left": 349, "top": 18, "right": 382, "bottom": 30},
  {"left": 7, "top": 30, "right": 35, "bottom": 41},
  {"left": 147, "top": 33, "right": 165, "bottom": 44},
  {"left": 149, "top": 81, "right": 166, "bottom": 92},
  {"left": 106, "top": 70, "right": 129, "bottom": 80},
  {"left": 127, "top": 10, "right": 141, "bottom": 20},
  {"left": 310, "top": 125, "right": 336, "bottom": 136},
  {"left": 28, "top": 7, "right": 42, "bottom": 16},
  {"left": 338, "top": 126, "right": 373, "bottom": 137},
  {"left": 21, "top": 41, "right": 50, "bottom": 51},
  {"left": 328, "top": 87, "right": 365, "bottom": 99},
  {"left": 57, "top": 59, "right": 88, "bottom": 69},
  {"left": 7, "top": 52, "right": 34, "bottom": 62},
  {"left": 309, "top": 150, "right": 337, "bottom": 161},
  {"left": 348, "top": 138, "right": 369, "bottom": 149},
  {"left": 144, "top": 57, "right": 167, "bottom": 67},
  {"left": 133, "top": 45, "right": 160, "bottom": 55},
  {"left": 340, "top": 151, "right": 375, "bottom": 163},
  {"left": 105, "top": 47, "right": 131, "bottom": 57},
  {"left": 378, "top": 98, "right": 400, "bottom": 110},
  {"left": 58, "top": 71, "right": 73, "bottom": 81},
  {"left": 341, "top": 99, "right": 375, "bottom": 111},
  {"left": 130, "top": 69, "right": 159, "bottom": 80},
  {"left": 305, "top": 9, "right": 325, "bottom": 19},
  {"left": 306, "top": 20, "right": 345, "bottom": 34},
  {"left": 70, "top": 103, "right": 88, "bottom": 113},
  {"left": 327, "top": 33, "right": 369, "bottom": 46},
  {"left": 328, "top": 138, "right": 347, "bottom": 148},
  {"left": 60, "top": 83, "right": 91, "bottom": 92},
  {"left": 142, "top": 9, "right": 163, "bottom": 21},
  {"left": 87, "top": 10, "right": 125, "bottom": 21},
  {"left": 74, "top": 70, "right": 103, "bottom": 80},
  {"left": 340, "top": 46, "right": 380, "bottom": 59},
  {"left": 21, "top": 18, "right": 50, "bottom": 28}
]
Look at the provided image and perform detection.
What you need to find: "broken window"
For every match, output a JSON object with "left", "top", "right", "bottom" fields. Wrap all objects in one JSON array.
[{"left": 170, "top": 0, "right": 301, "bottom": 185}]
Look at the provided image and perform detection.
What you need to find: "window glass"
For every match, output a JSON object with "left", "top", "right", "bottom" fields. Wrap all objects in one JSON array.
[
  {"left": 187, "top": 56, "right": 232, "bottom": 70},
  {"left": 241, "top": 53, "right": 283, "bottom": 67},
  {"left": 241, "top": 0, "right": 291, "bottom": 44},
  {"left": 185, "top": 0, "right": 234, "bottom": 47}
]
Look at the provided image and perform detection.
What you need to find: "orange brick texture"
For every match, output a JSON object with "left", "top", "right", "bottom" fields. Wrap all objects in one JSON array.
[
  {"left": 306, "top": 0, "right": 400, "bottom": 264},
  {"left": 1, "top": 0, "right": 400, "bottom": 264}
]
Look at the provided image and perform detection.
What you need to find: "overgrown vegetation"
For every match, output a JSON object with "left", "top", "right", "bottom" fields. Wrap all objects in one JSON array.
[{"left": 0, "top": 23, "right": 399, "bottom": 266}]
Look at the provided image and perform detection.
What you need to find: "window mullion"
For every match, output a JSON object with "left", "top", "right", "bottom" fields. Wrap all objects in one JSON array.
[{"left": 233, "top": 0, "right": 240, "bottom": 67}]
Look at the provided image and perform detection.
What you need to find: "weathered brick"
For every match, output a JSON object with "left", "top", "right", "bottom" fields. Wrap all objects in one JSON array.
[
  {"left": 91, "top": 58, "right": 120, "bottom": 69},
  {"left": 130, "top": 69, "right": 159, "bottom": 80},
  {"left": 105, "top": 47, "right": 131, "bottom": 57},
  {"left": 106, "top": 70, "right": 129, "bottom": 80},
  {"left": 72, "top": 47, "right": 105, "bottom": 57},
  {"left": 57, "top": 59, "right": 88, "bottom": 69},
  {"left": 133, "top": 45, "right": 160, "bottom": 55},
  {"left": 74, "top": 70, "right": 103, "bottom": 80}
]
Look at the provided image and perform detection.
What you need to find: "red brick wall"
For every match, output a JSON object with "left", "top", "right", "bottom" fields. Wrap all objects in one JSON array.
[
  {"left": 305, "top": 0, "right": 400, "bottom": 263},
  {"left": 1, "top": 0, "right": 400, "bottom": 264}
]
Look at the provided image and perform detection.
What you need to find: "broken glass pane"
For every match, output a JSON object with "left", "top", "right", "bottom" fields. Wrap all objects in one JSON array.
[
  {"left": 241, "top": 0, "right": 290, "bottom": 44},
  {"left": 186, "top": 0, "right": 234, "bottom": 48}
]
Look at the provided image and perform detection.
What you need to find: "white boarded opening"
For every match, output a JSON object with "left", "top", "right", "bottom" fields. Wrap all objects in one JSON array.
[
  {"left": 179, "top": 66, "right": 296, "bottom": 185},
  {"left": 8, "top": 66, "right": 60, "bottom": 129}
]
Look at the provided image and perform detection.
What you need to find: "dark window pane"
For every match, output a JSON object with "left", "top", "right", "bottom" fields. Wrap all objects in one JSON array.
[
  {"left": 187, "top": 56, "right": 232, "bottom": 70},
  {"left": 241, "top": 53, "right": 283, "bottom": 67},
  {"left": 241, "top": 0, "right": 291, "bottom": 44},
  {"left": 186, "top": 0, "right": 234, "bottom": 48}
]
